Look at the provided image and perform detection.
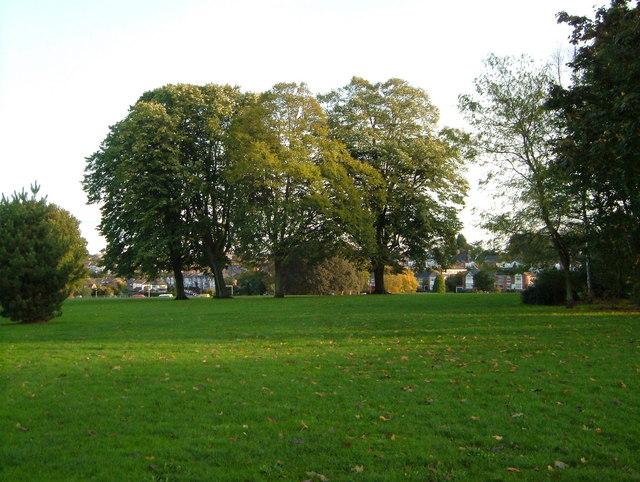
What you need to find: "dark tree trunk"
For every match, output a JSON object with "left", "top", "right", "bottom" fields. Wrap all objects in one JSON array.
[
  {"left": 202, "top": 237, "right": 232, "bottom": 298},
  {"left": 552, "top": 237, "right": 575, "bottom": 309},
  {"left": 172, "top": 263, "right": 188, "bottom": 301},
  {"left": 541, "top": 205, "right": 575, "bottom": 308},
  {"left": 274, "top": 257, "right": 285, "bottom": 298},
  {"left": 372, "top": 263, "right": 386, "bottom": 294}
]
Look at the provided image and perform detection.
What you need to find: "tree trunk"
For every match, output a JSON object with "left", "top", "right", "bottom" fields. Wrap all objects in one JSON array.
[
  {"left": 581, "top": 194, "right": 593, "bottom": 303},
  {"left": 541, "top": 207, "right": 575, "bottom": 308},
  {"left": 274, "top": 257, "right": 285, "bottom": 298},
  {"left": 562, "top": 267, "right": 575, "bottom": 309},
  {"left": 372, "top": 263, "right": 386, "bottom": 294},
  {"left": 202, "top": 235, "right": 232, "bottom": 298},
  {"left": 172, "top": 263, "right": 188, "bottom": 301},
  {"left": 553, "top": 241, "right": 575, "bottom": 309}
]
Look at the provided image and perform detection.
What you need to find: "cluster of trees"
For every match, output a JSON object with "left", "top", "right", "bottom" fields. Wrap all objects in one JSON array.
[
  {"left": 84, "top": 78, "right": 469, "bottom": 298},
  {"left": 0, "top": 186, "right": 87, "bottom": 323},
  {"left": 460, "top": 0, "right": 640, "bottom": 306}
]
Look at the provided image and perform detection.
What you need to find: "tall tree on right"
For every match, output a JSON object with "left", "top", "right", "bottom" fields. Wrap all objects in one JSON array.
[
  {"left": 459, "top": 55, "right": 580, "bottom": 308},
  {"left": 549, "top": 1, "right": 640, "bottom": 298},
  {"left": 321, "top": 78, "right": 469, "bottom": 294}
]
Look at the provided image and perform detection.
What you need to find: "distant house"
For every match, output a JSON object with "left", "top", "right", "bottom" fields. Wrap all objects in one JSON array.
[
  {"left": 493, "top": 272, "right": 535, "bottom": 291},
  {"left": 164, "top": 271, "right": 216, "bottom": 293},
  {"left": 465, "top": 272, "right": 474, "bottom": 290},
  {"left": 127, "top": 279, "right": 168, "bottom": 293},
  {"left": 415, "top": 271, "right": 441, "bottom": 291}
]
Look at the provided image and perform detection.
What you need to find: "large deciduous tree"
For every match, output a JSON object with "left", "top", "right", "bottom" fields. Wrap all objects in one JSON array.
[
  {"left": 321, "top": 77, "right": 468, "bottom": 294},
  {"left": 550, "top": 1, "right": 640, "bottom": 298},
  {"left": 85, "top": 84, "right": 245, "bottom": 299},
  {"left": 0, "top": 186, "right": 87, "bottom": 323},
  {"left": 137, "top": 84, "right": 247, "bottom": 298},
  {"left": 459, "top": 55, "right": 580, "bottom": 307},
  {"left": 84, "top": 99, "right": 192, "bottom": 299},
  {"left": 228, "top": 82, "right": 378, "bottom": 298}
]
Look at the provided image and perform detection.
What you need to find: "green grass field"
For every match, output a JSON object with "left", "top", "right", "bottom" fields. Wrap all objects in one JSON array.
[{"left": 1, "top": 294, "right": 639, "bottom": 480}]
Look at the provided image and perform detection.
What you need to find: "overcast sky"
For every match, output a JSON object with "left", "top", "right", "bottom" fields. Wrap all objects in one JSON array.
[{"left": 0, "top": 0, "right": 600, "bottom": 253}]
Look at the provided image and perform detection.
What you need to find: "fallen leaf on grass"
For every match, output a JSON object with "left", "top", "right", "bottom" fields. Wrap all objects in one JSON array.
[
  {"left": 470, "top": 416, "right": 479, "bottom": 420},
  {"left": 15, "top": 423, "right": 29, "bottom": 431},
  {"left": 112, "top": 366, "right": 121, "bottom": 370},
  {"left": 506, "top": 467, "right": 520, "bottom": 472},
  {"left": 492, "top": 435, "right": 503, "bottom": 440},
  {"left": 306, "top": 472, "right": 329, "bottom": 481},
  {"left": 554, "top": 461, "right": 569, "bottom": 469},
  {"left": 301, "top": 420, "right": 309, "bottom": 430},
  {"left": 294, "top": 438, "right": 304, "bottom": 444},
  {"left": 351, "top": 465, "right": 364, "bottom": 473},
  {"left": 401, "top": 386, "right": 413, "bottom": 392},
  {"left": 379, "top": 415, "right": 390, "bottom": 422}
]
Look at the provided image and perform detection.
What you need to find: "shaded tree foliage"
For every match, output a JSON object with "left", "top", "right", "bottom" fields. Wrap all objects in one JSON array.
[
  {"left": 550, "top": 1, "right": 640, "bottom": 298},
  {"left": 282, "top": 255, "right": 365, "bottom": 295},
  {"left": 473, "top": 270, "right": 497, "bottom": 292},
  {"left": 235, "top": 270, "right": 269, "bottom": 296},
  {"left": 0, "top": 186, "right": 87, "bottom": 323}
]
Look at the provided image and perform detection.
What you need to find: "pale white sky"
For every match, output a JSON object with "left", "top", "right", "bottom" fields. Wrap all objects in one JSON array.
[{"left": 0, "top": 0, "right": 599, "bottom": 253}]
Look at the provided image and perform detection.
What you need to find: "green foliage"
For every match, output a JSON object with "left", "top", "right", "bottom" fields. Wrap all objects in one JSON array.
[
  {"left": 506, "top": 232, "right": 557, "bottom": 267},
  {"left": 522, "top": 269, "right": 575, "bottom": 305},
  {"left": 461, "top": 54, "right": 579, "bottom": 307},
  {"left": 284, "top": 256, "right": 366, "bottom": 295},
  {"left": 229, "top": 83, "right": 377, "bottom": 297},
  {"left": 473, "top": 270, "right": 497, "bottom": 292},
  {"left": 84, "top": 97, "right": 192, "bottom": 298},
  {"left": 0, "top": 187, "right": 87, "bottom": 323},
  {"left": 434, "top": 274, "right": 447, "bottom": 293},
  {"left": 551, "top": 1, "right": 640, "bottom": 298},
  {"left": 444, "top": 272, "right": 464, "bottom": 292},
  {"left": 235, "top": 270, "right": 269, "bottom": 296},
  {"left": 84, "top": 84, "right": 246, "bottom": 299},
  {"left": 322, "top": 77, "right": 468, "bottom": 293}
]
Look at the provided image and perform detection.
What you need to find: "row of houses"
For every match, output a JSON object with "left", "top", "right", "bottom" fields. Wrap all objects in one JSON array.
[
  {"left": 416, "top": 270, "right": 535, "bottom": 292},
  {"left": 126, "top": 272, "right": 217, "bottom": 293}
]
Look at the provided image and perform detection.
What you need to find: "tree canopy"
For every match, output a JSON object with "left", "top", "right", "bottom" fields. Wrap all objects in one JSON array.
[
  {"left": 460, "top": 55, "right": 579, "bottom": 307},
  {"left": 321, "top": 77, "right": 469, "bottom": 294},
  {"left": 228, "top": 82, "right": 378, "bottom": 297},
  {"left": 550, "top": 0, "right": 640, "bottom": 298}
]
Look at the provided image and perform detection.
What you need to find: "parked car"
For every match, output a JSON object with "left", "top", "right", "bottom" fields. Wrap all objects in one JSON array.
[
  {"left": 158, "top": 294, "right": 174, "bottom": 298},
  {"left": 131, "top": 293, "right": 145, "bottom": 298}
]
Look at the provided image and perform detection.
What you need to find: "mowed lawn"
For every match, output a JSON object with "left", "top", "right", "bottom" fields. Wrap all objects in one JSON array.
[{"left": 1, "top": 294, "right": 639, "bottom": 481}]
